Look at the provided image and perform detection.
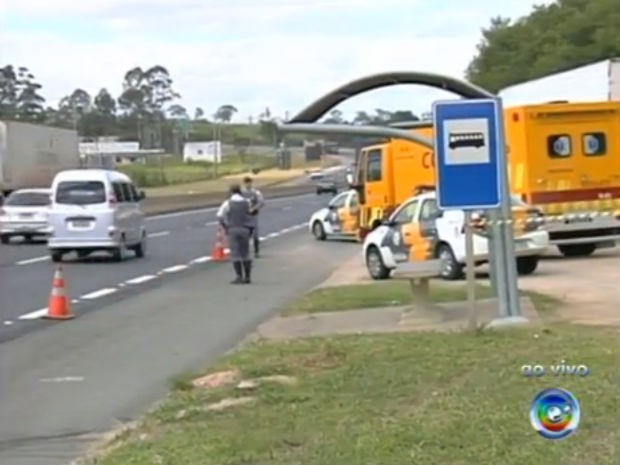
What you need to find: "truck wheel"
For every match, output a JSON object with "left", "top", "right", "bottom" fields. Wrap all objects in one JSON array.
[
  {"left": 312, "top": 221, "right": 326, "bottom": 240},
  {"left": 516, "top": 256, "right": 539, "bottom": 275},
  {"left": 366, "top": 246, "right": 391, "bottom": 280},
  {"left": 436, "top": 243, "right": 463, "bottom": 280},
  {"left": 0, "top": 235, "right": 9, "bottom": 245},
  {"left": 558, "top": 244, "right": 596, "bottom": 257}
]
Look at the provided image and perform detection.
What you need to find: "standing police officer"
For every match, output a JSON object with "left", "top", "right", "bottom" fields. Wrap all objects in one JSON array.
[
  {"left": 216, "top": 183, "right": 253, "bottom": 284},
  {"left": 242, "top": 176, "right": 264, "bottom": 258}
]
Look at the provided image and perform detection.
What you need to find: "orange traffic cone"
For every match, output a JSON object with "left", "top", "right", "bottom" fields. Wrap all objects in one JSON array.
[
  {"left": 44, "top": 266, "right": 74, "bottom": 320},
  {"left": 212, "top": 226, "right": 228, "bottom": 261}
]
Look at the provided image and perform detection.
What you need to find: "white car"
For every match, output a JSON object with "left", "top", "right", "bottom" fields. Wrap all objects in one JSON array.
[
  {"left": 0, "top": 188, "right": 52, "bottom": 244},
  {"left": 308, "top": 189, "right": 359, "bottom": 240},
  {"left": 362, "top": 191, "right": 549, "bottom": 280}
]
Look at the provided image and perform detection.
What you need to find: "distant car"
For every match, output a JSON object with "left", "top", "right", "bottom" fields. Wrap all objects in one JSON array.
[
  {"left": 0, "top": 188, "right": 52, "bottom": 244},
  {"left": 316, "top": 178, "right": 338, "bottom": 195}
]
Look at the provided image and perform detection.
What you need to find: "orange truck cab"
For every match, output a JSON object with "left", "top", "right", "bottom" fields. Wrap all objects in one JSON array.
[{"left": 352, "top": 101, "right": 620, "bottom": 256}]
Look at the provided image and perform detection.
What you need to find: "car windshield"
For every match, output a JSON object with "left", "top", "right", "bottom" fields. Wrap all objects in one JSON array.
[
  {"left": 6, "top": 192, "right": 50, "bottom": 206},
  {"left": 55, "top": 181, "right": 106, "bottom": 205}
]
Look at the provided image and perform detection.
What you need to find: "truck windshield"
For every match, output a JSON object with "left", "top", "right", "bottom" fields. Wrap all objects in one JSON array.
[
  {"left": 6, "top": 192, "right": 50, "bottom": 206},
  {"left": 55, "top": 181, "right": 106, "bottom": 205}
]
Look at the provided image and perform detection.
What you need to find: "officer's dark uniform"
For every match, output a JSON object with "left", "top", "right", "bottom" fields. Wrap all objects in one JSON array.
[{"left": 217, "top": 185, "right": 253, "bottom": 284}]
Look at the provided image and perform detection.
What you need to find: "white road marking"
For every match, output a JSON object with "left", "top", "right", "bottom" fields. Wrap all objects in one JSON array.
[
  {"left": 16, "top": 255, "right": 49, "bottom": 266},
  {"left": 205, "top": 221, "right": 218, "bottom": 226},
  {"left": 19, "top": 308, "right": 48, "bottom": 320},
  {"left": 161, "top": 264, "right": 188, "bottom": 273},
  {"left": 10, "top": 220, "right": 314, "bottom": 323},
  {"left": 3, "top": 321, "right": 13, "bottom": 326},
  {"left": 80, "top": 288, "right": 117, "bottom": 300},
  {"left": 125, "top": 275, "right": 157, "bottom": 285},
  {"left": 40, "top": 376, "right": 84, "bottom": 383},
  {"left": 148, "top": 231, "right": 170, "bottom": 238}
]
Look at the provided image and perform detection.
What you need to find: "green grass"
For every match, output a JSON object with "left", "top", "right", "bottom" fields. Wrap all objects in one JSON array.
[
  {"left": 281, "top": 281, "right": 562, "bottom": 316},
  {"left": 118, "top": 154, "right": 276, "bottom": 187},
  {"left": 91, "top": 324, "right": 619, "bottom": 465}
]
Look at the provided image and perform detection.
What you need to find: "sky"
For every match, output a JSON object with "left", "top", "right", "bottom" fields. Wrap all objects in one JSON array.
[{"left": 1, "top": 0, "right": 555, "bottom": 122}]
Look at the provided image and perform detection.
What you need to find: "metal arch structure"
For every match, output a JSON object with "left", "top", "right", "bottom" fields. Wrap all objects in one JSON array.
[{"left": 287, "top": 71, "right": 495, "bottom": 124}]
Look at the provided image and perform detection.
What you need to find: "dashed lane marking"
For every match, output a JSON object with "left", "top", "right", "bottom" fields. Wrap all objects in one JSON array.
[
  {"left": 12, "top": 222, "right": 307, "bottom": 322},
  {"left": 16, "top": 255, "right": 49, "bottom": 266},
  {"left": 148, "top": 230, "right": 170, "bottom": 238},
  {"left": 80, "top": 288, "right": 118, "bottom": 300},
  {"left": 125, "top": 275, "right": 157, "bottom": 285}
]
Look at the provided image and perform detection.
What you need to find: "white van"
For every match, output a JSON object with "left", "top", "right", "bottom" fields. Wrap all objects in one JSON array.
[{"left": 47, "top": 169, "right": 147, "bottom": 262}]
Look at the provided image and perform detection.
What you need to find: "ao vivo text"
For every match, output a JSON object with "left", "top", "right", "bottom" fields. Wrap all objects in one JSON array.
[{"left": 521, "top": 360, "right": 590, "bottom": 377}]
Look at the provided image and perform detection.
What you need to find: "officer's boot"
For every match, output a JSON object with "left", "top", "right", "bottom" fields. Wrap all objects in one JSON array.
[
  {"left": 242, "top": 260, "right": 252, "bottom": 284},
  {"left": 231, "top": 261, "right": 243, "bottom": 284}
]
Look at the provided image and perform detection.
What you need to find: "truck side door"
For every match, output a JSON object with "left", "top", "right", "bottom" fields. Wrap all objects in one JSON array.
[{"left": 364, "top": 147, "right": 389, "bottom": 208}]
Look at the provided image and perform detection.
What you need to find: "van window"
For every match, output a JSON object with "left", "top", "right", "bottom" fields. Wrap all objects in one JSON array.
[
  {"left": 582, "top": 132, "right": 606, "bottom": 157},
  {"left": 547, "top": 134, "right": 572, "bottom": 158},
  {"left": 391, "top": 199, "right": 419, "bottom": 224},
  {"left": 419, "top": 199, "right": 440, "bottom": 221},
  {"left": 128, "top": 184, "right": 140, "bottom": 201},
  {"left": 6, "top": 191, "right": 50, "bottom": 206},
  {"left": 112, "top": 182, "right": 124, "bottom": 202},
  {"left": 366, "top": 149, "right": 382, "bottom": 182},
  {"left": 55, "top": 181, "right": 106, "bottom": 205},
  {"left": 120, "top": 183, "right": 133, "bottom": 202}
]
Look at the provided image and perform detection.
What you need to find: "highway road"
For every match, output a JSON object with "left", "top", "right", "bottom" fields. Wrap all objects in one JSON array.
[
  {"left": 0, "top": 191, "right": 339, "bottom": 343},
  {"left": 0, "top": 221, "right": 362, "bottom": 465}
]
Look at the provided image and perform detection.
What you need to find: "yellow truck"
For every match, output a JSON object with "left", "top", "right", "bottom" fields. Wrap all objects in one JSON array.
[{"left": 352, "top": 100, "right": 620, "bottom": 256}]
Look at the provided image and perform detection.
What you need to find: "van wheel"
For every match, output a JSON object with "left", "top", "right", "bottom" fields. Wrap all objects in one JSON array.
[
  {"left": 312, "top": 221, "right": 326, "bottom": 240},
  {"left": 77, "top": 250, "right": 90, "bottom": 259},
  {"left": 132, "top": 232, "right": 147, "bottom": 258},
  {"left": 0, "top": 235, "right": 9, "bottom": 245},
  {"left": 50, "top": 250, "right": 63, "bottom": 263},
  {"left": 366, "top": 246, "right": 391, "bottom": 280},
  {"left": 111, "top": 237, "right": 126, "bottom": 262},
  {"left": 436, "top": 243, "right": 463, "bottom": 280},
  {"left": 558, "top": 243, "right": 596, "bottom": 257},
  {"left": 516, "top": 256, "right": 539, "bottom": 275}
]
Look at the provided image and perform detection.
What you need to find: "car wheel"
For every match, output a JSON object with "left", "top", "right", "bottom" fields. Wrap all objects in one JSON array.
[
  {"left": 436, "top": 243, "right": 463, "bottom": 280},
  {"left": 365, "top": 245, "right": 391, "bottom": 280},
  {"left": 516, "top": 256, "right": 539, "bottom": 275},
  {"left": 312, "top": 221, "right": 326, "bottom": 240},
  {"left": 0, "top": 235, "right": 9, "bottom": 245},
  {"left": 132, "top": 232, "right": 147, "bottom": 258},
  {"left": 111, "top": 236, "right": 126, "bottom": 262},
  {"left": 50, "top": 249, "right": 63, "bottom": 263},
  {"left": 557, "top": 243, "right": 596, "bottom": 257}
]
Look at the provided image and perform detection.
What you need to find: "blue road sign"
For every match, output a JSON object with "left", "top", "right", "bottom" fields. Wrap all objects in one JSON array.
[{"left": 432, "top": 98, "right": 503, "bottom": 210}]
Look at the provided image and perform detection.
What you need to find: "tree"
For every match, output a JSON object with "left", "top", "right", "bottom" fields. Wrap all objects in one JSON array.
[
  {"left": 352, "top": 111, "right": 371, "bottom": 125},
  {"left": 194, "top": 107, "right": 204, "bottom": 120},
  {"left": 214, "top": 104, "right": 237, "bottom": 123},
  {"left": 168, "top": 104, "right": 188, "bottom": 119},
  {"left": 0, "top": 65, "right": 46, "bottom": 121},
  {"left": 322, "top": 109, "right": 345, "bottom": 124},
  {"left": 94, "top": 88, "right": 116, "bottom": 117},
  {"left": 56, "top": 88, "right": 92, "bottom": 128},
  {"left": 466, "top": 0, "right": 620, "bottom": 92}
]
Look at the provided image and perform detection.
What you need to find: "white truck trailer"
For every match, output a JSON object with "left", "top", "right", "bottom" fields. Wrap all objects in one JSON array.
[
  {"left": 0, "top": 121, "right": 81, "bottom": 196},
  {"left": 499, "top": 58, "right": 620, "bottom": 105}
]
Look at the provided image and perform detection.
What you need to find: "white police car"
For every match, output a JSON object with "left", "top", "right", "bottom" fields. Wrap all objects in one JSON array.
[
  {"left": 308, "top": 189, "right": 359, "bottom": 240},
  {"left": 362, "top": 191, "right": 549, "bottom": 280}
]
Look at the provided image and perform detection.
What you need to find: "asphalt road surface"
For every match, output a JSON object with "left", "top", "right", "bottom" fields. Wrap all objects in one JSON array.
[
  {"left": 0, "top": 192, "right": 340, "bottom": 342},
  {"left": 0, "top": 226, "right": 361, "bottom": 465}
]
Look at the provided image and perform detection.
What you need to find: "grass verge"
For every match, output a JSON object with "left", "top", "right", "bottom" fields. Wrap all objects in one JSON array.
[
  {"left": 90, "top": 324, "right": 618, "bottom": 465},
  {"left": 281, "top": 281, "right": 562, "bottom": 316}
]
